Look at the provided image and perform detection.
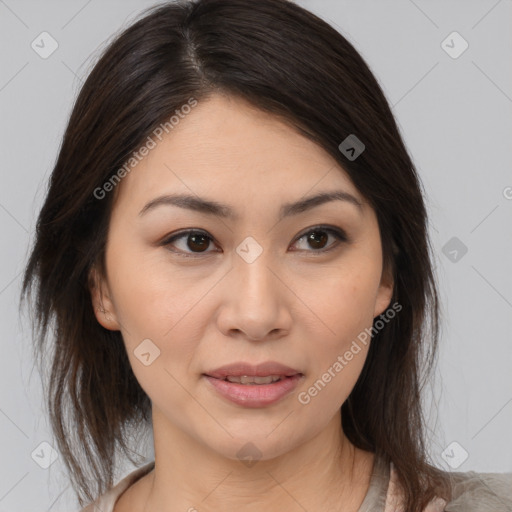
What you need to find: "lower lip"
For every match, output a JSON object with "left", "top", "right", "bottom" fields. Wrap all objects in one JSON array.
[{"left": 203, "top": 374, "right": 303, "bottom": 408}]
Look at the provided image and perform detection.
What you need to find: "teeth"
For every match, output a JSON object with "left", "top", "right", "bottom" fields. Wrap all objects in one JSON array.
[{"left": 225, "top": 375, "right": 283, "bottom": 385}]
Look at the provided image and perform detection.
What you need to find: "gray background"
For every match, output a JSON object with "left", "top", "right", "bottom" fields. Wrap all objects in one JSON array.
[{"left": 1, "top": 0, "right": 511, "bottom": 510}]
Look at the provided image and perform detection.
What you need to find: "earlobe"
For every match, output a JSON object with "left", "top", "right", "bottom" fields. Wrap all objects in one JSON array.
[
  {"left": 88, "top": 266, "right": 121, "bottom": 331},
  {"left": 373, "top": 268, "right": 395, "bottom": 319}
]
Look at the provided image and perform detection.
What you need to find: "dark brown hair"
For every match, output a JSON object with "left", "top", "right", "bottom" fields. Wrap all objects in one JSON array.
[{"left": 22, "top": 0, "right": 450, "bottom": 509}]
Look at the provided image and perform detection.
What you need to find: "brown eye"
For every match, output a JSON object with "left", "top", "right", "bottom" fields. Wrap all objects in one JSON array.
[
  {"left": 186, "top": 232, "right": 210, "bottom": 252},
  {"left": 162, "top": 230, "right": 217, "bottom": 257},
  {"left": 292, "top": 226, "right": 347, "bottom": 253},
  {"left": 305, "top": 230, "right": 329, "bottom": 250}
]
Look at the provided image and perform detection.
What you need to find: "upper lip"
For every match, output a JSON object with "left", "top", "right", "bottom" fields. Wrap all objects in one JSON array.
[{"left": 204, "top": 362, "right": 302, "bottom": 379}]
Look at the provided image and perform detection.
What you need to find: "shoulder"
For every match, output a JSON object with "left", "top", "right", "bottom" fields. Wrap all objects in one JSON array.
[
  {"left": 386, "top": 464, "right": 512, "bottom": 512},
  {"left": 78, "top": 461, "right": 155, "bottom": 512},
  {"left": 441, "top": 469, "right": 512, "bottom": 511}
]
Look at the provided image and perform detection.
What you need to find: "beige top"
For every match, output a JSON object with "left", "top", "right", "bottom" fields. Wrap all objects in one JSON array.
[{"left": 81, "top": 455, "right": 512, "bottom": 512}]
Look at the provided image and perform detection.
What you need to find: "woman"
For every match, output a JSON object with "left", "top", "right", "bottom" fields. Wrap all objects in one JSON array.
[{"left": 22, "top": 0, "right": 512, "bottom": 511}]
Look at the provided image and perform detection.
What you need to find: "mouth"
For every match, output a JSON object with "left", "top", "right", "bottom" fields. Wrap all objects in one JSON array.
[
  {"left": 203, "top": 362, "right": 304, "bottom": 407},
  {"left": 221, "top": 374, "right": 290, "bottom": 385},
  {"left": 204, "top": 361, "right": 302, "bottom": 380}
]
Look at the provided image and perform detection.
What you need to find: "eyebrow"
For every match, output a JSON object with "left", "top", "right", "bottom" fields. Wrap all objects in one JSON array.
[{"left": 138, "top": 190, "right": 363, "bottom": 221}]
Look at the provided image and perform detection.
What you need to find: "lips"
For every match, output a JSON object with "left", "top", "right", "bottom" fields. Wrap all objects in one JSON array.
[
  {"left": 204, "top": 362, "right": 302, "bottom": 380},
  {"left": 203, "top": 362, "right": 304, "bottom": 408}
]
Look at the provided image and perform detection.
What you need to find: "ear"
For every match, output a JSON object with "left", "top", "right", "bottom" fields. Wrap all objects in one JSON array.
[
  {"left": 88, "top": 265, "right": 121, "bottom": 331},
  {"left": 373, "top": 264, "right": 394, "bottom": 318}
]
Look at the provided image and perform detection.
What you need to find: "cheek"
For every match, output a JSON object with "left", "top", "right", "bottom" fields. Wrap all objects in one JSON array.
[
  {"left": 293, "top": 255, "right": 381, "bottom": 402},
  {"left": 296, "top": 260, "right": 382, "bottom": 343},
  {"left": 104, "top": 244, "right": 214, "bottom": 392},
  {"left": 106, "top": 240, "right": 197, "bottom": 335},
  {"left": 296, "top": 275, "right": 375, "bottom": 412},
  {"left": 106, "top": 251, "right": 206, "bottom": 408}
]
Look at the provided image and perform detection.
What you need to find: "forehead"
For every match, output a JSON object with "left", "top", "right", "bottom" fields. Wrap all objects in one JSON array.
[{"left": 113, "top": 93, "right": 363, "bottom": 213}]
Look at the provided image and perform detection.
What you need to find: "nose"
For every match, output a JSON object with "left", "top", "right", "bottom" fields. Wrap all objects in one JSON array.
[{"left": 215, "top": 250, "right": 293, "bottom": 342}]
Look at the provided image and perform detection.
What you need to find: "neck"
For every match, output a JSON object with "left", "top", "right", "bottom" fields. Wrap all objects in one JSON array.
[{"left": 141, "top": 406, "right": 375, "bottom": 512}]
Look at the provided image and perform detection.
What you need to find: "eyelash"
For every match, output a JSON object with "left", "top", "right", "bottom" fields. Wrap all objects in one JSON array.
[{"left": 159, "top": 225, "right": 348, "bottom": 259}]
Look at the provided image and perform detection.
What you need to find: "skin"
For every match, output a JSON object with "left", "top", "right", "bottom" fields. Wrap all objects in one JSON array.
[{"left": 90, "top": 93, "right": 394, "bottom": 512}]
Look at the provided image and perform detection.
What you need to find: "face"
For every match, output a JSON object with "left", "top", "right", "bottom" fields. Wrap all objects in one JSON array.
[{"left": 90, "top": 93, "right": 393, "bottom": 462}]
